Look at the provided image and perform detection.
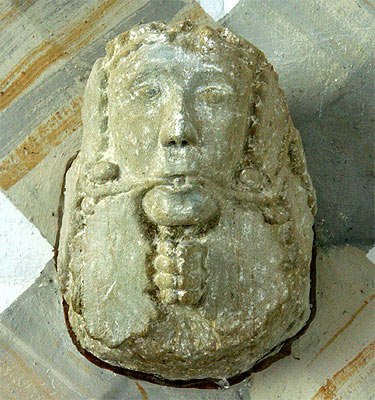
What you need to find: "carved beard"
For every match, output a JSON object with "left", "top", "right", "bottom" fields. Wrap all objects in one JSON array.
[
  {"left": 140, "top": 177, "right": 219, "bottom": 307},
  {"left": 61, "top": 163, "right": 310, "bottom": 381}
]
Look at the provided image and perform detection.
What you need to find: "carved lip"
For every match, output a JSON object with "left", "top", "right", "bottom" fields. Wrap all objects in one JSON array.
[{"left": 157, "top": 173, "right": 202, "bottom": 191}]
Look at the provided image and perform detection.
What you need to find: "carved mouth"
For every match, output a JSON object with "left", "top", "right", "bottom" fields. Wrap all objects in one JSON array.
[{"left": 164, "top": 174, "right": 198, "bottom": 192}]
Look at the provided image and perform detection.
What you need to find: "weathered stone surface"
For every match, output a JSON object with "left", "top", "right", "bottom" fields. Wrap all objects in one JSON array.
[{"left": 57, "top": 21, "right": 316, "bottom": 382}]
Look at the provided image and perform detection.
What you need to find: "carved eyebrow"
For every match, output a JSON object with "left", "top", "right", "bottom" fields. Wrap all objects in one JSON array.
[
  {"left": 129, "top": 71, "right": 157, "bottom": 88},
  {"left": 190, "top": 71, "right": 236, "bottom": 90},
  {"left": 126, "top": 69, "right": 236, "bottom": 93},
  {"left": 128, "top": 66, "right": 170, "bottom": 86},
  {"left": 195, "top": 82, "right": 234, "bottom": 94}
]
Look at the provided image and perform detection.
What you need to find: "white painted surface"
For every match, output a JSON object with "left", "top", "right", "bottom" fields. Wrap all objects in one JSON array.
[
  {"left": 367, "top": 246, "right": 375, "bottom": 263},
  {"left": 0, "top": 191, "right": 52, "bottom": 313},
  {"left": 197, "top": 0, "right": 240, "bottom": 21}
]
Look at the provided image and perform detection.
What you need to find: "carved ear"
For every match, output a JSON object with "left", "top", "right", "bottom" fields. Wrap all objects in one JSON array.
[
  {"left": 89, "top": 161, "right": 119, "bottom": 184},
  {"left": 80, "top": 58, "right": 109, "bottom": 163}
]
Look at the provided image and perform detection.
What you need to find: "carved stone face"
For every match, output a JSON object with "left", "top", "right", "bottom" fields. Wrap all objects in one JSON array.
[
  {"left": 108, "top": 42, "right": 252, "bottom": 227},
  {"left": 57, "top": 22, "right": 316, "bottom": 385},
  {"left": 109, "top": 43, "right": 251, "bottom": 186}
]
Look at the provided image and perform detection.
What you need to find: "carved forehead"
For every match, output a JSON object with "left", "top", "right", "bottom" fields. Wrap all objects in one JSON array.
[
  {"left": 109, "top": 42, "right": 253, "bottom": 94},
  {"left": 102, "top": 21, "right": 263, "bottom": 74}
]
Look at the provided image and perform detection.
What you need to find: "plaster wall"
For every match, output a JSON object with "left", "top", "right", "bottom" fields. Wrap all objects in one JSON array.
[
  {"left": 196, "top": 0, "right": 240, "bottom": 20},
  {"left": 0, "top": 191, "right": 52, "bottom": 312}
]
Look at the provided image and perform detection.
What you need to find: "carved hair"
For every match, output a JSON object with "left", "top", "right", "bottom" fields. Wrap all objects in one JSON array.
[{"left": 80, "top": 20, "right": 316, "bottom": 216}]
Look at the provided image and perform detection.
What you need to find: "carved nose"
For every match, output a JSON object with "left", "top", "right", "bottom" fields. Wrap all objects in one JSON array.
[{"left": 159, "top": 101, "right": 198, "bottom": 148}]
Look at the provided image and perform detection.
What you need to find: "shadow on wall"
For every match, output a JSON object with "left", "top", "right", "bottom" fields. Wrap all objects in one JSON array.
[{"left": 290, "top": 60, "right": 375, "bottom": 246}]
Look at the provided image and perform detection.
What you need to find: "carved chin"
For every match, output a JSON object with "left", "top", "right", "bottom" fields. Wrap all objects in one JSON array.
[{"left": 141, "top": 184, "right": 219, "bottom": 226}]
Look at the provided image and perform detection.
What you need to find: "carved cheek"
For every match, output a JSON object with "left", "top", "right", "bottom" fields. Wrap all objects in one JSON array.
[
  {"left": 198, "top": 123, "right": 242, "bottom": 181},
  {"left": 110, "top": 103, "right": 162, "bottom": 175}
]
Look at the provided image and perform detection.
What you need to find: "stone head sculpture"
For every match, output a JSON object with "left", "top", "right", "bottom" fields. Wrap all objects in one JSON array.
[{"left": 57, "top": 21, "right": 316, "bottom": 385}]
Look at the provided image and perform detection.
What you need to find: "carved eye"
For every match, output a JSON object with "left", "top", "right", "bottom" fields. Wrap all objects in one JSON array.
[
  {"left": 132, "top": 84, "right": 161, "bottom": 101},
  {"left": 195, "top": 86, "right": 231, "bottom": 105}
]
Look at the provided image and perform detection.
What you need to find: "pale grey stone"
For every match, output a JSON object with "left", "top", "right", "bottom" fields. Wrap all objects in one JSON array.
[{"left": 57, "top": 21, "right": 316, "bottom": 383}]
